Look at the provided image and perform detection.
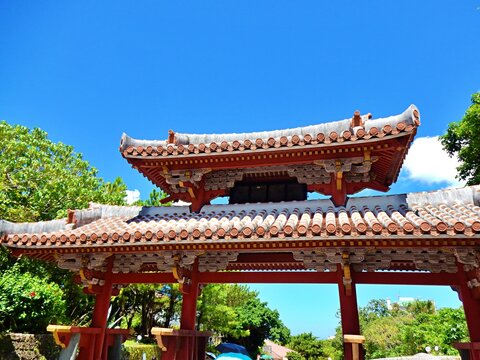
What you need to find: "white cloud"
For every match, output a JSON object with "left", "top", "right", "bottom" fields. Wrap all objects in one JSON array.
[
  {"left": 124, "top": 189, "right": 141, "bottom": 205},
  {"left": 403, "top": 136, "right": 465, "bottom": 188},
  {"left": 172, "top": 200, "right": 191, "bottom": 206}
]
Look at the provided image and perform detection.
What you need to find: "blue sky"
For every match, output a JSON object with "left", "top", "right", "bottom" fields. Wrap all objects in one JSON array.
[{"left": 1, "top": 1, "right": 479, "bottom": 339}]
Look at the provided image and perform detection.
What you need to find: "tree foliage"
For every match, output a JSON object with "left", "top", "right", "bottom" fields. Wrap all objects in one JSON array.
[
  {"left": 358, "top": 299, "right": 468, "bottom": 359},
  {"left": 396, "top": 307, "right": 468, "bottom": 356},
  {"left": 0, "top": 121, "right": 127, "bottom": 222},
  {"left": 287, "top": 332, "right": 327, "bottom": 359},
  {"left": 315, "top": 299, "right": 469, "bottom": 360},
  {"left": 0, "top": 263, "right": 66, "bottom": 333},
  {"left": 141, "top": 188, "right": 171, "bottom": 206},
  {"left": 197, "top": 284, "right": 254, "bottom": 338},
  {"left": 225, "top": 296, "right": 291, "bottom": 355},
  {"left": 110, "top": 284, "right": 182, "bottom": 337},
  {"left": 441, "top": 92, "right": 480, "bottom": 185},
  {"left": 359, "top": 299, "right": 390, "bottom": 326},
  {"left": 198, "top": 284, "right": 290, "bottom": 355},
  {"left": 0, "top": 121, "right": 129, "bottom": 332}
]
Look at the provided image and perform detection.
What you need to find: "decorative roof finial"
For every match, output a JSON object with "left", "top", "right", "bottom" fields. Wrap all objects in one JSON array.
[
  {"left": 168, "top": 130, "right": 175, "bottom": 144},
  {"left": 351, "top": 110, "right": 363, "bottom": 128}
]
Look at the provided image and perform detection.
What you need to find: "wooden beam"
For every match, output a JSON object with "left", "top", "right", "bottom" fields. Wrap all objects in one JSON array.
[{"left": 110, "top": 270, "right": 460, "bottom": 286}]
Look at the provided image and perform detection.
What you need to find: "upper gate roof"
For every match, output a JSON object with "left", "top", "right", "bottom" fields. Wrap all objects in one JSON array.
[{"left": 120, "top": 105, "right": 421, "bottom": 207}]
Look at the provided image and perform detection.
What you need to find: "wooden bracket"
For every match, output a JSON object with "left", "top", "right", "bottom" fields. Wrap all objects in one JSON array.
[
  {"left": 178, "top": 180, "right": 197, "bottom": 199},
  {"left": 344, "top": 334, "right": 365, "bottom": 360},
  {"left": 172, "top": 255, "right": 192, "bottom": 294},
  {"left": 342, "top": 252, "right": 352, "bottom": 296},
  {"left": 465, "top": 266, "right": 480, "bottom": 300},
  {"left": 151, "top": 327, "right": 174, "bottom": 351},
  {"left": 47, "top": 325, "right": 72, "bottom": 349},
  {"left": 363, "top": 150, "right": 371, "bottom": 165},
  {"left": 151, "top": 327, "right": 213, "bottom": 353},
  {"left": 335, "top": 160, "right": 343, "bottom": 191}
]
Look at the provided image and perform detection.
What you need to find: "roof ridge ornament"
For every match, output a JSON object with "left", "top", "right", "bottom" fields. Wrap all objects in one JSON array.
[{"left": 168, "top": 129, "right": 176, "bottom": 144}]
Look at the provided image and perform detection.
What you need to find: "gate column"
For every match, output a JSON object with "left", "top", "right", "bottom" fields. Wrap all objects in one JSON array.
[
  {"left": 179, "top": 261, "right": 200, "bottom": 360},
  {"left": 75, "top": 255, "right": 115, "bottom": 360},
  {"left": 337, "top": 262, "right": 363, "bottom": 360},
  {"left": 455, "top": 263, "right": 480, "bottom": 360}
]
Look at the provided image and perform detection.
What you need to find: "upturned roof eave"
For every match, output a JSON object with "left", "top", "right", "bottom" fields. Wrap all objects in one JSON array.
[
  {"left": 120, "top": 104, "right": 420, "bottom": 157},
  {"left": 122, "top": 130, "right": 414, "bottom": 161}
]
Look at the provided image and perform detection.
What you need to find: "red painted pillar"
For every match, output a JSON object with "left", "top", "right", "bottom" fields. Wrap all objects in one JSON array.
[
  {"left": 337, "top": 265, "right": 362, "bottom": 360},
  {"left": 180, "top": 262, "right": 199, "bottom": 330},
  {"left": 457, "top": 264, "right": 480, "bottom": 342},
  {"left": 77, "top": 256, "right": 114, "bottom": 360},
  {"left": 178, "top": 261, "right": 199, "bottom": 360}
]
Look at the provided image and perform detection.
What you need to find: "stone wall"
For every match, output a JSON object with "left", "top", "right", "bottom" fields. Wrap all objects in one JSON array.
[{"left": 0, "top": 333, "right": 60, "bottom": 360}]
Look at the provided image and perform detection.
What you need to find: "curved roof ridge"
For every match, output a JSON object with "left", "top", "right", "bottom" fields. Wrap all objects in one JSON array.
[
  {"left": 0, "top": 203, "right": 192, "bottom": 236},
  {"left": 0, "top": 218, "right": 67, "bottom": 237},
  {"left": 74, "top": 203, "right": 192, "bottom": 226},
  {"left": 120, "top": 104, "right": 419, "bottom": 151},
  {"left": 406, "top": 185, "right": 480, "bottom": 207},
  {"left": 74, "top": 203, "right": 143, "bottom": 227}
]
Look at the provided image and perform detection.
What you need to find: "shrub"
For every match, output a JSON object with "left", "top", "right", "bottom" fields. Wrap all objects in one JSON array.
[
  {"left": 121, "top": 341, "right": 162, "bottom": 360},
  {"left": 0, "top": 264, "right": 67, "bottom": 333}
]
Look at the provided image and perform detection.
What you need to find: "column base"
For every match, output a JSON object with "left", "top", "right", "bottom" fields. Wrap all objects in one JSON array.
[
  {"left": 453, "top": 342, "right": 480, "bottom": 360},
  {"left": 151, "top": 327, "right": 212, "bottom": 360}
]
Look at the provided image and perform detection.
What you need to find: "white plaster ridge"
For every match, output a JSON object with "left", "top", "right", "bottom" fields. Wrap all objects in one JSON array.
[{"left": 121, "top": 104, "right": 419, "bottom": 149}]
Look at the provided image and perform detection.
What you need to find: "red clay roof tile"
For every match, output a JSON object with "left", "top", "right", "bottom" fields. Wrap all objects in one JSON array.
[
  {"left": 120, "top": 105, "right": 420, "bottom": 159},
  {"left": 2, "top": 186, "right": 480, "bottom": 250}
]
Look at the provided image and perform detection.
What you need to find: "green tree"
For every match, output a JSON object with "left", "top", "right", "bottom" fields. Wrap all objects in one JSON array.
[
  {"left": 157, "top": 284, "right": 182, "bottom": 328},
  {"left": 359, "top": 299, "right": 390, "bottom": 327},
  {"left": 404, "top": 299, "right": 435, "bottom": 316},
  {"left": 0, "top": 121, "right": 129, "bottom": 331},
  {"left": 141, "top": 188, "right": 171, "bottom": 206},
  {"left": 286, "top": 351, "right": 305, "bottom": 360},
  {"left": 197, "top": 284, "right": 254, "bottom": 338},
  {"left": 0, "top": 121, "right": 127, "bottom": 222},
  {"left": 397, "top": 307, "right": 468, "bottom": 356},
  {"left": 226, "top": 297, "right": 291, "bottom": 355},
  {"left": 352, "top": 299, "right": 468, "bottom": 358},
  {"left": 441, "top": 92, "right": 480, "bottom": 185},
  {"left": 362, "top": 316, "right": 404, "bottom": 359},
  {"left": 288, "top": 332, "right": 326, "bottom": 359},
  {"left": 110, "top": 283, "right": 182, "bottom": 338}
]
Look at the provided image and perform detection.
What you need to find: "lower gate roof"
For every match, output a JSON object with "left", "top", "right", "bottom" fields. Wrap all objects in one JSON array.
[{"left": 1, "top": 185, "right": 480, "bottom": 259}]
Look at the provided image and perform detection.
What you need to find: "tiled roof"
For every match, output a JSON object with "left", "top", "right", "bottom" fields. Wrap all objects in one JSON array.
[
  {"left": 264, "top": 339, "right": 294, "bottom": 359},
  {"left": 2, "top": 186, "right": 480, "bottom": 250},
  {"left": 120, "top": 105, "right": 420, "bottom": 158}
]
